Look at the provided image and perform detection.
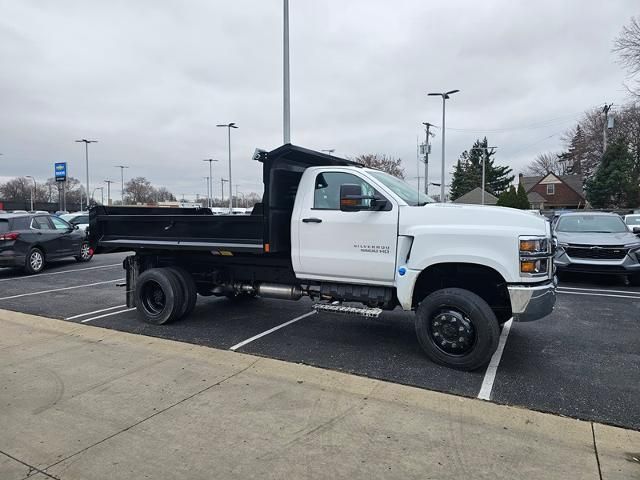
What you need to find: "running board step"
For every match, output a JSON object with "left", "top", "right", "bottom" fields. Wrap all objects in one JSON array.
[{"left": 313, "top": 304, "right": 383, "bottom": 318}]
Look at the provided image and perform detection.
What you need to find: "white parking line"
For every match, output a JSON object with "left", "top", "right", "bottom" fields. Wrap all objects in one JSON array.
[
  {"left": 478, "top": 319, "right": 512, "bottom": 401},
  {"left": 66, "top": 305, "right": 127, "bottom": 320},
  {"left": 557, "top": 290, "right": 640, "bottom": 300},
  {"left": 0, "top": 263, "right": 121, "bottom": 282},
  {"left": 557, "top": 286, "right": 640, "bottom": 296},
  {"left": 0, "top": 278, "right": 125, "bottom": 301},
  {"left": 81, "top": 308, "right": 135, "bottom": 323},
  {"left": 230, "top": 311, "right": 317, "bottom": 351}
]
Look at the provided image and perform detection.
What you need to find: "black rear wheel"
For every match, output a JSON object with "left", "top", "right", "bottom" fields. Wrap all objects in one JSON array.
[
  {"left": 166, "top": 266, "right": 198, "bottom": 318},
  {"left": 415, "top": 288, "right": 499, "bottom": 371},
  {"left": 75, "top": 242, "right": 93, "bottom": 262},
  {"left": 135, "top": 268, "right": 184, "bottom": 325}
]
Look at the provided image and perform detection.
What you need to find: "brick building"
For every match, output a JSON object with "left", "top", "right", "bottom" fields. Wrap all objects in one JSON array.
[{"left": 518, "top": 173, "right": 586, "bottom": 210}]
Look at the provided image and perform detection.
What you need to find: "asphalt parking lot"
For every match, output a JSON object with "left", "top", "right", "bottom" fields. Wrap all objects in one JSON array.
[{"left": 1, "top": 252, "right": 639, "bottom": 431}]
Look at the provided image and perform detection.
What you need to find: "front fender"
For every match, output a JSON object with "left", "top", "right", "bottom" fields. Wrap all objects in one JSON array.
[{"left": 404, "top": 227, "right": 519, "bottom": 283}]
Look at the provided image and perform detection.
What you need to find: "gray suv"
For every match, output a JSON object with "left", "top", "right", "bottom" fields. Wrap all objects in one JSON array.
[{"left": 553, "top": 212, "right": 640, "bottom": 282}]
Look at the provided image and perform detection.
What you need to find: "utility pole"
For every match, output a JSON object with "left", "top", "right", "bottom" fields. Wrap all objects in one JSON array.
[
  {"left": 75, "top": 139, "right": 97, "bottom": 209},
  {"left": 422, "top": 122, "right": 434, "bottom": 196},
  {"left": 416, "top": 136, "right": 421, "bottom": 195},
  {"left": 221, "top": 178, "right": 228, "bottom": 206},
  {"left": 602, "top": 103, "right": 613, "bottom": 154},
  {"left": 104, "top": 180, "right": 114, "bottom": 205},
  {"left": 115, "top": 165, "right": 129, "bottom": 204},
  {"left": 283, "top": 0, "right": 291, "bottom": 144}
]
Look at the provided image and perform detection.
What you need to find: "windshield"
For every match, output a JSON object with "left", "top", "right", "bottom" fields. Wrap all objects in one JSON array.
[
  {"left": 556, "top": 215, "right": 628, "bottom": 233},
  {"left": 368, "top": 171, "right": 434, "bottom": 206},
  {"left": 625, "top": 215, "right": 640, "bottom": 225}
]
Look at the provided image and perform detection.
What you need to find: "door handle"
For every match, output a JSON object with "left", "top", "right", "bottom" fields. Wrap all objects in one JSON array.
[{"left": 302, "top": 217, "right": 322, "bottom": 223}]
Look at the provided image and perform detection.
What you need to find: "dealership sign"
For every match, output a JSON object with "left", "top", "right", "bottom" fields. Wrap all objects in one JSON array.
[{"left": 55, "top": 162, "right": 67, "bottom": 182}]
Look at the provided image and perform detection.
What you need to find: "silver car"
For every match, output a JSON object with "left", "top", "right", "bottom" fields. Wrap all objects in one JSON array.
[{"left": 553, "top": 212, "right": 640, "bottom": 283}]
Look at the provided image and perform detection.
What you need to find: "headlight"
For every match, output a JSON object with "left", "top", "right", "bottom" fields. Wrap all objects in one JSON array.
[
  {"left": 519, "top": 236, "right": 549, "bottom": 255},
  {"left": 520, "top": 235, "right": 551, "bottom": 275}
]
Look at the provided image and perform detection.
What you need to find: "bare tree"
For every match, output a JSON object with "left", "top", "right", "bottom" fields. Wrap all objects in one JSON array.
[
  {"left": 154, "top": 186, "right": 176, "bottom": 202},
  {"left": 352, "top": 154, "right": 405, "bottom": 179},
  {"left": 613, "top": 15, "right": 640, "bottom": 96},
  {"left": 124, "top": 177, "right": 154, "bottom": 204},
  {"left": 0, "top": 177, "right": 47, "bottom": 203},
  {"left": 525, "top": 152, "right": 568, "bottom": 176}
]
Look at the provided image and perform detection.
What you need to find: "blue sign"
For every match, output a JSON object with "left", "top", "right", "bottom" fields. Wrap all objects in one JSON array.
[{"left": 55, "top": 162, "right": 67, "bottom": 182}]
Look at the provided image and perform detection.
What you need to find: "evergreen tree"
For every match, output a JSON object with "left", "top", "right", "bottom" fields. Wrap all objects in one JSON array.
[
  {"left": 497, "top": 186, "right": 518, "bottom": 208},
  {"left": 586, "top": 140, "right": 638, "bottom": 208},
  {"left": 449, "top": 138, "right": 514, "bottom": 200},
  {"left": 516, "top": 183, "right": 531, "bottom": 209}
]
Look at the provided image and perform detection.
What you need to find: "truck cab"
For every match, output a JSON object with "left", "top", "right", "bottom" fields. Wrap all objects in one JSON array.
[{"left": 90, "top": 144, "right": 556, "bottom": 371}]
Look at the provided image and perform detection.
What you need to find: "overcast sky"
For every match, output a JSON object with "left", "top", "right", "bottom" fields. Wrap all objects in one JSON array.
[{"left": 0, "top": 0, "right": 637, "bottom": 200}]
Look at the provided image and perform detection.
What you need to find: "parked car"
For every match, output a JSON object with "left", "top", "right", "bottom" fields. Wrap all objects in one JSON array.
[
  {"left": 54, "top": 210, "right": 69, "bottom": 216},
  {"left": 0, "top": 213, "right": 93, "bottom": 274},
  {"left": 553, "top": 212, "right": 640, "bottom": 282},
  {"left": 60, "top": 212, "right": 90, "bottom": 231},
  {"left": 623, "top": 214, "right": 640, "bottom": 234}
]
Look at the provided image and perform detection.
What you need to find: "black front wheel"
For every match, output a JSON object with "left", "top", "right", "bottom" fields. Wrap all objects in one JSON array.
[
  {"left": 134, "top": 268, "right": 185, "bottom": 325},
  {"left": 415, "top": 288, "right": 499, "bottom": 371}
]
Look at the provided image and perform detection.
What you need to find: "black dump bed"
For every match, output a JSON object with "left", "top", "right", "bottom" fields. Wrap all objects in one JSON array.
[
  {"left": 89, "top": 206, "right": 264, "bottom": 254},
  {"left": 89, "top": 144, "right": 359, "bottom": 255}
]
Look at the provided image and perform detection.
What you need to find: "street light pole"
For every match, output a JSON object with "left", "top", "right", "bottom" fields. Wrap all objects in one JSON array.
[
  {"left": 202, "top": 159, "right": 219, "bottom": 208},
  {"left": 75, "top": 139, "right": 97, "bottom": 209},
  {"left": 25, "top": 176, "right": 36, "bottom": 211},
  {"left": 115, "top": 165, "right": 129, "bottom": 204},
  {"left": 283, "top": 0, "right": 291, "bottom": 144},
  {"left": 104, "top": 180, "right": 114, "bottom": 206},
  {"left": 221, "top": 178, "right": 228, "bottom": 206},
  {"left": 428, "top": 90, "right": 459, "bottom": 202},
  {"left": 216, "top": 123, "right": 238, "bottom": 212}
]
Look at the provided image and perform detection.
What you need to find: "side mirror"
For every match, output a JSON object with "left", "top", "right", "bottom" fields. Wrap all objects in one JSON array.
[
  {"left": 73, "top": 224, "right": 79, "bottom": 230},
  {"left": 339, "top": 184, "right": 387, "bottom": 212}
]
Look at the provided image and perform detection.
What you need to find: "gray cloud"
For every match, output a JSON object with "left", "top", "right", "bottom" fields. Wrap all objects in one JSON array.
[{"left": 0, "top": 0, "right": 636, "bottom": 200}]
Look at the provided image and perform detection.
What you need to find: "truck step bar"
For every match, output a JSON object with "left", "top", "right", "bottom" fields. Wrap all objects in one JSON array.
[{"left": 313, "top": 303, "right": 383, "bottom": 318}]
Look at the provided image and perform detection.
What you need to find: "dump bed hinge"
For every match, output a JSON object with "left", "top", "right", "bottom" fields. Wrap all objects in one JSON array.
[{"left": 313, "top": 303, "right": 382, "bottom": 318}]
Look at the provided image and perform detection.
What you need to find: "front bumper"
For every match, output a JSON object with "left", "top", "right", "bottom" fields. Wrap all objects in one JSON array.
[{"left": 507, "top": 278, "right": 556, "bottom": 322}]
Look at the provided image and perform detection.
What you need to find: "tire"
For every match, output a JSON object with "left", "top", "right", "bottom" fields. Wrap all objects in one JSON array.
[
  {"left": 24, "top": 247, "right": 45, "bottom": 274},
  {"left": 134, "top": 268, "right": 185, "bottom": 325},
  {"left": 166, "top": 266, "right": 197, "bottom": 318},
  {"left": 415, "top": 288, "right": 500, "bottom": 371},
  {"left": 75, "top": 241, "right": 93, "bottom": 262}
]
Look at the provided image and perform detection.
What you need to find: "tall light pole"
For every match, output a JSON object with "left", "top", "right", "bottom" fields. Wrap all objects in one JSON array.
[
  {"left": 203, "top": 177, "right": 210, "bottom": 206},
  {"left": 92, "top": 187, "right": 104, "bottom": 205},
  {"left": 216, "top": 123, "right": 238, "bottom": 212},
  {"left": 75, "top": 139, "right": 97, "bottom": 209},
  {"left": 428, "top": 90, "right": 459, "bottom": 202},
  {"left": 115, "top": 165, "right": 129, "bottom": 204},
  {"left": 202, "top": 158, "right": 218, "bottom": 208},
  {"left": 221, "top": 178, "right": 228, "bottom": 205},
  {"left": 471, "top": 146, "right": 497, "bottom": 205},
  {"left": 104, "top": 180, "right": 115, "bottom": 206},
  {"left": 25, "top": 176, "right": 36, "bottom": 211},
  {"left": 283, "top": 0, "right": 291, "bottom": 144}
]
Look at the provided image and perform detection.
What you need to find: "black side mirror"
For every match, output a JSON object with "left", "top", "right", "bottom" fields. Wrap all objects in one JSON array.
[
  {"left": 73, "top": 224, "right": 79, "bottom": 230},
  {"left": 339, "top": 184, "right": 386, "bottom": 212},
  {"left": 340, "top": 184, "right": 367, "bottom": 212}
]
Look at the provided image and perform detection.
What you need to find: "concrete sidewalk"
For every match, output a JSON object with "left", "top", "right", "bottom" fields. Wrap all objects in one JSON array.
[{"left": 0, "top": 310, "right": 637, "bottom": 480}]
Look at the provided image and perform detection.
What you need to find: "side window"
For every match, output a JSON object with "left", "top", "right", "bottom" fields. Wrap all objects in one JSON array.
[
  {"left": 51, "top": 217, "right": 70, "bottom": 230},
  {"left": 546, "top": 184, "right": 555, "bottom": 195},
  {"left": 313, "top": 172, "right": 376, "bottom": 210},
  {"left": 34, "top": 216, "right": 53, "bottom": 230}
]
